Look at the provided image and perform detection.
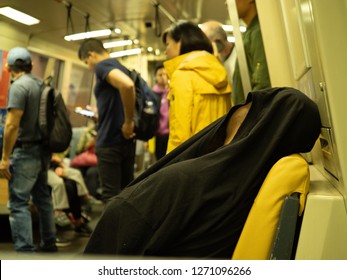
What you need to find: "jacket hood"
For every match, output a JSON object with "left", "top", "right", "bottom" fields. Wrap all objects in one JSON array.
[{"left": 164, "top": 51, "right": 230, "bottom": 90}]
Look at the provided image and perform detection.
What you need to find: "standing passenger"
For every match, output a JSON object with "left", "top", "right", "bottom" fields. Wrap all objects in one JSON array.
[
  {"left": 200, "top": 20, "right": 237, "bottom": 91},
  {"left": 152, "top": 64, "right": 170, "bottom": 160},
  {"left": 227, "top": 0, "right": 271, "bottom": 105},
  {"left": 163, "top": 20, "right": 232, "bottom": 153},
  {"left": 78, "top": 38, "right": 136, "bottom": 203},
  {"left": 0, "top": 47, "right": 57, "bottom": 252}
]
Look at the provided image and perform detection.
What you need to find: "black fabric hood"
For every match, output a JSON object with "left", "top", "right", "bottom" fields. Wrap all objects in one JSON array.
[{"left": 85, "top": 87, "right": 321, "bottom": 258}]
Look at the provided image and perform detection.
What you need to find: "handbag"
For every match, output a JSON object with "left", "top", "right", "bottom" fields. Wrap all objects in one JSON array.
[{"left": 70, "top": 147, "right": 97, "bottom": 167}]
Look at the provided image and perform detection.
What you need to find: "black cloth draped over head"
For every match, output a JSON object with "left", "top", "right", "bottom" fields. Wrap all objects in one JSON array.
[{"left": 85, "top": 87, "right": 321, "bottom": 259}]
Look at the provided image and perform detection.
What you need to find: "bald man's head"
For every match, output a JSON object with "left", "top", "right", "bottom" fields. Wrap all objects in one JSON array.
[{"left": 200, "top": 20, "right": 234, "bottom": 62}]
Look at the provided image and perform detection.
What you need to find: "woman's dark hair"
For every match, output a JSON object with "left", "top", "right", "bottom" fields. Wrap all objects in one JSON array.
[
  {"left": 78, "top": 38, "right": 107, "bottom": 59},
  {"left": 162, "top": 20, "right": 213, "bottom": 55}
]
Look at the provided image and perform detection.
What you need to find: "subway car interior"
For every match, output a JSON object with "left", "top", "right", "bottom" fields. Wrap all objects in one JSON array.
[{"left": 0, "top": 0, "right": 347, "bottom": 260}]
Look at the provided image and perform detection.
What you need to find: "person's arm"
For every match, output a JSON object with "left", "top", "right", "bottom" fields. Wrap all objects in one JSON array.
[
  {"left": 106, "top": 69, "right": 136, "bottom": 140},
  {"left": 0, "top": 109, "right": 23, "bottom": 180},
  {"left": 76, "top": 129, "right": 89, "bottom": 154},
  {"left": 84, "top": 136, "right": 96, "bottom": 151}
]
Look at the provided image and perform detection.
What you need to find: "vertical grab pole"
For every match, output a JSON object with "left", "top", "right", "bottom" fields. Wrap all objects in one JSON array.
[{"left": 226, "top": 0, "right": 251, "bottom": 99}]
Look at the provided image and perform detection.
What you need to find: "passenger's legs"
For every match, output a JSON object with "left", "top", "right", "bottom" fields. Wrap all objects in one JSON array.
[
  {"left": 96, "top": 146, "right": 122, "bottom": 201},
  {"left": 48, "top": 170, "right": 71, "bottom": 227},
  {"left": 48, "top": 170, "right": 69, "bottom": 210},
  {"left": 9, "top": 147, "right": 55, "bottom": 252},
  {"left": 31, "top": 169, "right": 56, "bottom": 250},
  {"left": 8, "top": 177, "right": 34, "bottom": 251},
  {"left": 121, "top": 141, "right": 136, "bottom": 187},
  {"left": 63, "top": 167, "right": 89, "bottom": 196},
  {"left": 63, "top": 178, "right": 82, "bottom": 220},
  {"left": 84, "top": 166, "right": 100, "bottom": 197},
  {"left": 96, "top": 141, "right": 135, "bottom": 202},
  {"left": 63, "top": 178, "right": 93, "bottom": 236},
  {"left": 155, "top": 134, "right": 169, "bottom": 160}
]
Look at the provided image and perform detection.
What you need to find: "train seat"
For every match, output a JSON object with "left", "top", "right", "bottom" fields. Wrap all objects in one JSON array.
[{"left": 232, "top": 154, "right": 310, "bottom": 260}]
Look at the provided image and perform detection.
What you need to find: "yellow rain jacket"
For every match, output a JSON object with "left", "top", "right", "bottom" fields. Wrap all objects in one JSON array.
[{"left": 164, "top": 51, "right": 231, "bottom": 153}]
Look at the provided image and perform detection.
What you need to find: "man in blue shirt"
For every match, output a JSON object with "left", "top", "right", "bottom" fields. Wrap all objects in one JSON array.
[{"left": 78, "top": 38, "right": 136, "bottom": 203}]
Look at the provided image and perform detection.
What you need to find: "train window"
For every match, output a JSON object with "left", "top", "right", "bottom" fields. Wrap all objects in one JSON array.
[{"left": 67, "top": 63, "right": 94, "bottom": 127}]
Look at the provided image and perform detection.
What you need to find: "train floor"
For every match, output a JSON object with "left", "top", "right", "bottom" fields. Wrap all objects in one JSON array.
[{"left": 0, "top": 203, "right": 104, "bottom": 259}]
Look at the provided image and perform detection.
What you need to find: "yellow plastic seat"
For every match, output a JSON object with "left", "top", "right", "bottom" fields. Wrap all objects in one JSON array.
[{"left": 231, "top": 154, "right": 310, "bottom": 260}]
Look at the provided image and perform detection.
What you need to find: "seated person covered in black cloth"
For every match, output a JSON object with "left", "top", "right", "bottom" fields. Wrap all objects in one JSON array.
[{"left": 84, "top": 87, "right": 321, "bottom": 259}]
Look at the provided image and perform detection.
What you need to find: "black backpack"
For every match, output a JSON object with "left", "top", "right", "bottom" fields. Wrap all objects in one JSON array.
[
  {"left": 38, "top": 83, "right": 72, "bottom": 153},
  {"left": 129, "top": 70, "right": 160, "bottom": 141}
]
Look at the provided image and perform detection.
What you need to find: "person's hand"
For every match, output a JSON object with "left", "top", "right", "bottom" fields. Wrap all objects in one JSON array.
[
  {"left": 86, "top": 105, "right": 99, "bottom": 123},
  {"left": 0, "top": 159, "right": 12, "bottom": 180},
  {"left": 54, "top": 167, "right": 65, "bottom": 177},
  {"left": 121, "top": 120, "right": 136, "bottom": 140},
  {"left": 51, "top": 154, "right": 61, "bottom": 163}
]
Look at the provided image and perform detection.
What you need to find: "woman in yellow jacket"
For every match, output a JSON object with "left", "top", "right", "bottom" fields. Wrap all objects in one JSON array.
[{"left": 163, "top": 20, "right": 232, "bottom": 153}]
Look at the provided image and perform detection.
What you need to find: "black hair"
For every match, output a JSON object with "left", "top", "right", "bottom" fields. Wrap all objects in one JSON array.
[
  {"left": 78, "top": 38, "right": 107, "bottom": 59},
  {"left": 154, "top": 63, "right": 165, "bottom": 75},
  {"left": 9, "top": 59, "right": 32, "bottom": 73},
  {"left": 162, "top": 20, "right": 213, "bottom": 55}
]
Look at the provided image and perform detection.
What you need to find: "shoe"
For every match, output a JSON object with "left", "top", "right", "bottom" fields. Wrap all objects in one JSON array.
[
  {"left": 75, "top": 223, "right": 93, "bottom": 237},
  {"left": 81, "top": 211, "right": 92, "bottom": 223},
  {"left": 56, "top": 237, "right": 72, "bottom": 247},
  {"left": 84, "top": 195, "right": 103, "bottom": 206},
  {"left": 38, "top": 244, "right": 58, "bottom": 252},
  {"left": 54, "top": 211, "right": 71, "bottom": 227}
]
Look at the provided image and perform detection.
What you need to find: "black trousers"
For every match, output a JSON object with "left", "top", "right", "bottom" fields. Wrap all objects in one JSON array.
[
  {"left": 96, "top": 140, "right": 136, "bottom": 202},
  {"left": 63, "top": 178, "right": 81, "bottom": 220},
  {"left": 155, "top": 134, "right": 169, "bottom": 160}
]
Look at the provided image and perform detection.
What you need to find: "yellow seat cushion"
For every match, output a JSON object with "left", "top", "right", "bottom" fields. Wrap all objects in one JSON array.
[{"left": 231, "top": 154, "right": 310, "bottom": 260}]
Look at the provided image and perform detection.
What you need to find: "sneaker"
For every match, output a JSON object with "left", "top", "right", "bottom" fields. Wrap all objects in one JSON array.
[
  {"left": 75, "top": 223, "right": 93, "bottom": 237},
  {"left": 54, "top": 211, "right": 71, "bottom": 227},
  {"left": 83, "top": 195, "right": 103, "bottom": 206},
  {"left": 56, "top": 237, "right": 72, "bottom": 247}
]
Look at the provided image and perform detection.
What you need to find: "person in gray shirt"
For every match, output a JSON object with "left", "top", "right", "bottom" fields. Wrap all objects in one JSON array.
[{"left": 0, "top": 47, "right": 57, "bottom": 252}]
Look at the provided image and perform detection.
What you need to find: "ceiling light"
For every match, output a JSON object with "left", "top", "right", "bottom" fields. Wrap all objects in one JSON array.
[
  {"left": 227, "top": 36, "right": 235, "bottom": 43},
  {"left": 222, "top": 25, "right": 246, "bottom": 32},
  {"left": 110, "top": 48, "right": 142, "bottom": 58},
  {"left": 0, "top": 6, "right": 40, "bottom": 25},
  {"left": 103, "top": 40, "right": 133, "bottom": 49},
  {"left": 155, "top": 49, "right": 161, "bottom": 56},
  {"left": 64, "top": 29, "right": 112, "bottom": 41},
  {"left": 114, "top": 28, "right": 122, "bottom": 34}
]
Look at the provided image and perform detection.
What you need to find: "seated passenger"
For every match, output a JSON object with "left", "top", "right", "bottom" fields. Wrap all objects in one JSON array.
[
  {"left": 49, "top": 159, "right": 93, "bottom": 236},
  {"left": 71, "top": 124, "right": 101, "bottom": 199},
  {"left": 50, "top": 153, "right": 100, "bottom": 206},
  {"left": 84, "top": 87, "right": 321, "bottom": 259}
]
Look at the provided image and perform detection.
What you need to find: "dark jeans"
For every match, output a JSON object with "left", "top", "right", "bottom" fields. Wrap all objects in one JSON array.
[
  {"left": 155, "top": 134, "right": 169, "bottom": 160},
  {"left": 9, "top": 145, "right": 55, "bottom": 252},
  {"left": 76, "top": 166, "right": 100, "bottom": 197},
  {"left": 96, "top": 140, "right": 135, "bottom": 202}
]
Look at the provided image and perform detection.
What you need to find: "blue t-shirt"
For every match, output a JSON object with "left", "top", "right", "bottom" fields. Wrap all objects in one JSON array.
[
  {"left": 94, "top": 58, "right": 130, "bottom": 147},
  {"left": 7, "top": 74, "right": 42, "bottom": 142}
]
